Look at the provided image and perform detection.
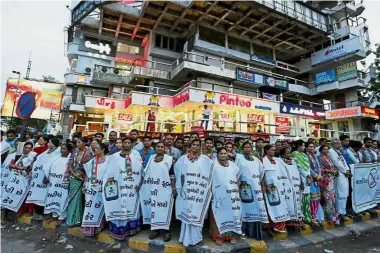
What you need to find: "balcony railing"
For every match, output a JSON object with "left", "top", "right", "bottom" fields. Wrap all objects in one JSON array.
[{"left": 93, "top": 65, "right": 132, "bottom": 84}]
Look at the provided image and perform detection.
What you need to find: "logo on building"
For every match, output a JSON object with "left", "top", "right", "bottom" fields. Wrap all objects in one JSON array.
[
  {"left": 325, "top": 45, "right": 344, "bottom": 56},
  {"left": 148, "top": 95, "right": 160, "bottom": 107},
  {"left": 203, "top": 91, "right": 215, "bottom": 104},
  {"left": 219, "top": 94, "right": 251, "bottom": 108},
  {"left": 85, "top": 41, "right": 112, "bottom": 55}
]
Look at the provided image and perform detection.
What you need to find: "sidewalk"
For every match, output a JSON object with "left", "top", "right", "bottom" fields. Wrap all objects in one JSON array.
[{"left": 7, "top": 209, "right": 380, "bottom": 253}]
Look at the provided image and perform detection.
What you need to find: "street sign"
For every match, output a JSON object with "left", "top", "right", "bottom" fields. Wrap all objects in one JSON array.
[{"left": 16, "top": 92, "right": 36, "bottom": 120}]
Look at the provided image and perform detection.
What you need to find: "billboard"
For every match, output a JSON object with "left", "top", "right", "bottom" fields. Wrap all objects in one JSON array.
[
  {"left": 337, "top": 62, "right": 357, "bottom": 82},
  {"left": 315, "top": 69, "right": 335, "bottom": 85},
  {"left": 1, "top": 79, "right": 65, "bottom": 119}
]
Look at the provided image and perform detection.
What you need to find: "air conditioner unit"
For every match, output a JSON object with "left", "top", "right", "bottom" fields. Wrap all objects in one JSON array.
[{"left": 85, "top": 67, "right": 91, "bottom": 73}]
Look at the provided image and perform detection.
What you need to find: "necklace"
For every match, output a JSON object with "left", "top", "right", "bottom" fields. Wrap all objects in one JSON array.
[
  {"left": 154, "top": 154, "right": 164, "bottom": 163},
  {"left": 267, "top": 155, "right": 276, "bottom": 164}
]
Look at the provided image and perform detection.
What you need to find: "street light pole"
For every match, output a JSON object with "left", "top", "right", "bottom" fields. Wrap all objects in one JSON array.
[{"left": 11, "top": 71, "right": 21, "bottom": 118}]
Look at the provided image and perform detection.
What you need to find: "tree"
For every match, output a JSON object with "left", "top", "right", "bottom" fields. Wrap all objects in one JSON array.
[{"left": 368, "top": 45, "right": 380, "bottom": 97}]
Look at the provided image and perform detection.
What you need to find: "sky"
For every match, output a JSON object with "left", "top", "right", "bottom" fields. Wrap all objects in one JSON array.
[{"left": 1, "top": 0, "right": 380, "bottom": 105}]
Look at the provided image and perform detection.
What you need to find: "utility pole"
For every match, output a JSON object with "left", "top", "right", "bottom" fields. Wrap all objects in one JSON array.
[{"left": 25, "top": 52, "right": 32, "bottom": 80}]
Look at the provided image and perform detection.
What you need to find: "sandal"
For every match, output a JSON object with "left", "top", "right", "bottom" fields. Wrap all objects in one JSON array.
[
  {"left": 163, "top": 232, "right": 171, "bottom": 242},
  {"left": 197, "top": 240, "right": 204, "bottom": 246},
  {"left": 149, "top": 231, "right": 159, "bottom": 240},
  {"left": 45, "top": 217, "right": 56, "bottom": 224},
  {"left": 339, "top": 215, "right": 348, "bottom": 221},
  {"left": 230, "top": 237, "right": 236, "bottom": 245},
  {"left": 215, "top": 240, "right": 223, "bottom": 246}
]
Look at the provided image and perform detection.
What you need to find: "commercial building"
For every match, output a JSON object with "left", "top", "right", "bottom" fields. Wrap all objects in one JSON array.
[{"left": 62, "top": 0, "right": 379, "bottom": 141}]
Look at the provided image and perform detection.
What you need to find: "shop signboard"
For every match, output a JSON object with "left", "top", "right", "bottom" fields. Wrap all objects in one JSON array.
[
  {"left": 130, "top": 92, "right": 173, "bottom": 108},
  {"left": 247, "top": 114, "right": 264, "bottom": 123},
  {"left": 360, "top": 106, "right": 379, "bottom": 119},
  {"left": 1, "top": 79, "right": 65, "bottom": 120},
  {"left": 173, "top": 89, "right": 190, "bottom": 107},
  {"left": 250, "top": 54, "right": 276, "bottom": 66},
  {"left": 280, "top": 102, "right": 325, "bottom": 119},
  {"left": 85, "top": 96, "right": 129, "bottom": 110},
  {"left": 311, "top": 37, "right": 361, "bottom": 66},
  {"left": 276, "top": 61, "right": 300, "bottom": 73},
  {"left": 337, "top": 62, "right": 357, "bottom": 82},
  {"left": 78, "top": 35, "right": 116, "bottom": 56},
  {"left": 275, "top": 116, "right": 291, "bottom": 134},
  {"left": 315, "top": 69, "right": 335, "bottom": 85},
  {"left": 236, "top": 68, "right": 264, "bottom": 86},
  {"left": 325, "top": 106, "right": 361, "bottom": 120},
  {"left": 115, "top": 52, "right": 144, "bottom": 66},
  {"left": 118, "top": 113, "right": 133, "bottom": 122},
  {"left": 191, "top": 126, "right": 205, "bottom": 137},
  {"left": 236, "top": 68, "right": 288, "bottom": 90}
]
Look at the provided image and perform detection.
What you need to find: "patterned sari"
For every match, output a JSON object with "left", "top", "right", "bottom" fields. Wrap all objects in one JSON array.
[
  {"left": 66, "top": 148, "right": 93, "bottom": 227},
  {"left": 291, "top": 151, "right": 312, "bottom": 223},
  {"left": 318, "top": 154, "right": 338, "bottom": 224}
]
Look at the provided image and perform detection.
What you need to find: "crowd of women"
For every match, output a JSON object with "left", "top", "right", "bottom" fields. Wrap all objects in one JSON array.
[{"left": 1, "top": 128, "right": 380, "bottom": 247}]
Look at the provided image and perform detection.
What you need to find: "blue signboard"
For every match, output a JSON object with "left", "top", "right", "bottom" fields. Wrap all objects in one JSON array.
[
  {"left": 16, "top": 92, "right": 36, "bottom": 120},
  {"left": 251, "top": 54, "right": 276, "bottom": 66},
  {"left": 315, "top": 69, "right": 335, "bottom": 85},
  {"left": 236, "top": 68, "right": 288, "bottom": 91},
  {"left": 280, "top": 102, "right": 325, "bottom": 119}
]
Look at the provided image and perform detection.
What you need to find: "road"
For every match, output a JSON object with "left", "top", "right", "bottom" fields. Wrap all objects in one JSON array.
[{"left": 0, "top": 220, "right": 135, "bottom": 253}]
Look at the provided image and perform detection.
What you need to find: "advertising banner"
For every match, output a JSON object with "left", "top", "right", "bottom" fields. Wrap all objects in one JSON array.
[
  {"left": 350, "top": 163, "right": 379, "bottom": 213},
  {"left": 280, "top": 102, "right": 325, "bottom": 119},
  {"left": 1, "top": 79, "right": 65, "bottom": 119},
  {"left": 325, "top": 106, "right": 361, "bottom": 120},
  {"left": 247, "top": 114, "right": 264, "bottom": 123},
  {"left": 337, "top": 62, "right": 357, "bottom": 82},
  {"left": 236, "top": 68, "right": 288, "bottom": 90},
  {"left": 315, "top": 69, "right": 335, "bottom": 85},
  {"left": 311, "top": 37, "right": 361, "bottom": 66},
  {"left": 250, "top": 54, "right": 276, "bottom": 66},
  {"left": 275, "top": 116, "right": 290, "bottom": 134},
  {"left": 85, "top": 96, "right": 129, "bottom": 110}
]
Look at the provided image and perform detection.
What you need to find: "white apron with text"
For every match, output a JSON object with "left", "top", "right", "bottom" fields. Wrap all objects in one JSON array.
[
  {"left": 1, "top": 152, "right": 16, "bottom": 198},
  {"left": 102, "top": 151, "right": 142, "bottom": 221},
  {"left": 140, "top": 154, "right": 174, "bottom": 230}
]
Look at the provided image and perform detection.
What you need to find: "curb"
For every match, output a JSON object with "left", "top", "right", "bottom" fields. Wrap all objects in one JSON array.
[{"left": 10, "top": 209, "right": 380, "bottom": 253}]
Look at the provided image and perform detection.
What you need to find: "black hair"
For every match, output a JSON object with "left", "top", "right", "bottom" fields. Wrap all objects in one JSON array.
[
  {"left": 62, "top": 143, "right": 74, "bottom": 153},
  {"left": 78, "top": 137, "right": 88, "bottom": 143},
  {"left": 275, "top": 140, "right": 282, "bottom": 145},
  {"left": 339, "top": 134, "right": 350, "bottom": 141},
  {"left": 24, "top": 142, "right": 33, "bottom": 148},
  {"left": 256, "top": 138, "right": 264, "bottom": 143},
  {"left": 292, "top": 140, "right": 304, "bottom": 152},
  {"left": 95, "top": 132, "right": 105, "bottom": 138},
  {"left": 319, "top": 137, "right": 327, "bottom": 145},
  {"left": 319, "top": 144, "right": 329, "bottom": 153},
  {"left": 215, "top": 140, "right": 224, "bottom": 147},
  {"left": 264, "top": 144, "right": 274, "bottom": 155},
  {"left": 190, "top": 132, "right": 199, "bottom": 138},
  {"left": 363, "top": 137, "right": 372, "bottom": 143},
  {"left": 1, "top": 130, "right": 3, "bottom": 136},
  {"left": 304, "top": 142, "right": 314, "bottom": 153},
  {"left": 175, "top": 137, "right": 184, "bottom": 142},
  {"left": 307, "top": 137, "right": 316, "bottom": 143},
  {"left": 191, "top": 139, "right": 201, "bottom": 145},
  {"left": 97, "top": 142, "right": 109, "bottom": 155},
  {"left": 225, "top": 141, "right": 234, "bottom": 147},
  {"left": 234, "top": 137, "right": 243, "bottom": 144},
  {"left": 142, "top": 136, "right": 152, "bottom": 141},
  {"left": 216, "top": 147, "right": 227, "bottom": 155},
  {"left": 6, "top": 130, "right": 16, "bottom": 135},
  {"left": 50, "top": 138, "right": 60, "bottom": 147},
  {"left": 39, "top": 135, "right": 50, "bottom": 143},
  {"left": 204, "top": 137, "right": 214, "bottom": 143},
  {"left": 155, "top": 141, "right": 165, "bottom": 147},
  {"left": 91, "top": 139, "right": 101, "bottom": 145},
  {"left": 279, "top": 147, "right": 291, "bottom": 157},
  {"left": 350, "top": 140, "right": 363, "bottom": 149},
  {"left": 130, "top": 129, "right": 139, "bottom": 134}
]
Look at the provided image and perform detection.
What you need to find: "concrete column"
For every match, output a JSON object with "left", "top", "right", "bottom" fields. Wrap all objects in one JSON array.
[
  {"left": 250, "top": 42, "right": 254, "bottom": 55},
  {"left": 272, "top": 48, "right": 276, "bottom": 61},
  {"left": 225, "top": 33, "right": 228, "bottom": 50},
  {"left": 229, "top": 81, "right": 233, "bottom": 94}
]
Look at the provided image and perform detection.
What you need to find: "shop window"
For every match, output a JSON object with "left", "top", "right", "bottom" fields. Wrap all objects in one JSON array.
[
  {"left": 117, "top": 43, "right": 140, "bottom": 54},
  {"left": 199, "top": 26, "right": 225, "bottom": 47}
]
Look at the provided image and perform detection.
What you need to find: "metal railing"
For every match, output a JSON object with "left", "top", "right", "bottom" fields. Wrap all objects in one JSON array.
[{"left": 94, "top": 65, "right": 131, "bottom": 76}]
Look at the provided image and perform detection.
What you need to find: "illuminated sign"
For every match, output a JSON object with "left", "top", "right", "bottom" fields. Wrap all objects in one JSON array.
[
  {"left": 325, "top": 107, "right": 361, "bottom": 119},
  {"left": 280, "top": 102, "right": 325, "bottom": 119}
]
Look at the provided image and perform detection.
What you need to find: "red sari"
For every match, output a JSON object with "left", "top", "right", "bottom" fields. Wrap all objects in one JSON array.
[{"left": 34, "top": 146, "right": 48, "bottom": 156}]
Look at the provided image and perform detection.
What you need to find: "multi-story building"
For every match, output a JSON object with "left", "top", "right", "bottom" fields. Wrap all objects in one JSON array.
[{"left": 62, "top": 0, "right": 379, "bottom": 141}]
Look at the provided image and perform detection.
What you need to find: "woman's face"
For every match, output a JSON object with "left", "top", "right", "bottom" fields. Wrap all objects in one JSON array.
[
  {"left": 76, "top": 139, "right": 85, "bottom": 149},
  {"left": 282, "top": 148, "right": 291, "bottom": 158},
  {"left": 217, "top": 149, "right": 228, "bottom": 161},
  {"left": 115, "top": 139, "right": 122, "bottom": 150},
  {"left": 306, "top": 144, "right": 315, "bottom": 153},
  {"left": 122, "top": 139, "right": 132, "bottom": 151},
  {"left": 38, "top": 137, "right": 46, "bottom": 146},
  {"left": 61, "top": 145, "right": 69, "bottom": 157},
  {"left": 156, "top": 143, "right": 165, "bottom": 154},
  {"left": 298, "top": 143, "right": 305, "bottom": 152},
  {"left": 225, "top": 144, "right": 233, "bottom": 152},
  {"left": 94, "top": 144, "right": 104, "bottom": 157},
  {"left": 47, "top": 140, "right": 55, "bottom": 150},
  {"left": 23, "top": 144, "right": 33, "bottom": 154},
  {"left": 191, "top": 141, "right": 201, "bottom": 154},
  {"left": 91, "top": 140, "right": 98, "bottom": 150},
  {"left": 243, "top": 143, "right": 252, "bottom": 154},
  {"left": 322, "top": 146, "right": 329, "bottom": 155},
  {"left": 266, "top": 146, "right": 276, "bottom": 157}
]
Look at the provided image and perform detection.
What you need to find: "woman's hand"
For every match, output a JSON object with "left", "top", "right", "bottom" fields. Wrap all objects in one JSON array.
[
  {"left": 172, "top": 188, "right": 177, "bottom": 198},
  {"left": 265, "top": 186, "right": 272, "bottom": 194}
]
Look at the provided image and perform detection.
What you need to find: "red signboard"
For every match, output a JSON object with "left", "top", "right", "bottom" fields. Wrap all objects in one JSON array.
[
  {"left": 191, "top": 126, "right": 205, "bottom": 137},
  {"left": 118, "top": 113, "right": 132, "bottom": 121},
  {"left": 361, "top": 106, "right": 379, "bottom": 119},
  {"left": 247, "top": 114, "right": 264, "bottom": 123},
  {"left": 173, "top": 89, "right": 189, "bottom": 107},
  {"left": 275, "top": 116, "right": 290, "bottom": 134}
]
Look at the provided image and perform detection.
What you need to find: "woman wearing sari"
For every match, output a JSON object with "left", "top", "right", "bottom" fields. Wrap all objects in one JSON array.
[
  {"left": 66, "top": 137, "right": 93, "bottom": 227},
  {"left": 318, "top": 145, "right": 338, "bottom": 224},
  {"left": 279, "top": 147, "right": 305, "bottom": 229},
  {"left": 1, "top": 141, "right": 18, "bottom": 198},
  {"left": 44, "top": 143, "right": 74, "bottom": 225},
  {"left": 305, "top": 142, "right": 323, "bottom": 227},
  {"left": 235, "top": 140, "right": 268, "bottom": 240},
  {"left": 103, "top": 137, "right": 143, "bottom": 240},
  {"left": 291, "top": 140, "right": 312, "bottom": 224},
  {"left": 209, "top": 147, "right": 242, "bottom": 245},
  {"left": 82, "top": 143, "right": 109, "bottom": 236}
]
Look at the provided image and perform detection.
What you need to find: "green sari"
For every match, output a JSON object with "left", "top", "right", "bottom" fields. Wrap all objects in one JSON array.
[{"left": 66, "top": 148, "right": 93, "bottom": 227}]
